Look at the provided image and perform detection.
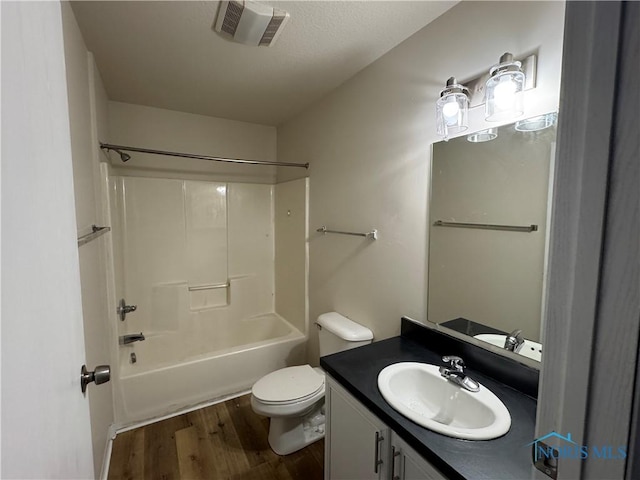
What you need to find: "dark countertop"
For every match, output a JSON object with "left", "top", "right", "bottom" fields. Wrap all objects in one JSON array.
[
  {"left": 439, "top": 317, "right": 507, "bottom": 337},
  {"left": 320, "top": 334, "right": 538, "bottom": 480}
]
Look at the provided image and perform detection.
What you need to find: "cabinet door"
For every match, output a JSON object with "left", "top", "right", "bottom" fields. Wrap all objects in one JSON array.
[
  {"left": 326, "top": 377, "right": 390, "bottom": 480},
  {"left": 390, "top": 434, "right": 447, "bottom": 480}
]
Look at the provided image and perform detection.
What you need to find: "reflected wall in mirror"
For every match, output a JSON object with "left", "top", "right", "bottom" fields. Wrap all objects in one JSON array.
[{"left": 427, "top": 114, "right": 557, "bottom": 362}]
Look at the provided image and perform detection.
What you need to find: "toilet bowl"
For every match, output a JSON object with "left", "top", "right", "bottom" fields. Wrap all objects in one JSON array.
[
  {"left": 251, "top": 312, "right": 373, "bottom": 455},
  {"left": 251, "top": 365, "right": 326, "bottom": 455}
]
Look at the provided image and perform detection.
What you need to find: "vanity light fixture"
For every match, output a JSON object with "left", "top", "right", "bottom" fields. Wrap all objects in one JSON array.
[
  {"left": 436, "top": 77, "right": 469, "bottom": 140},
  {"left": 467, "top": 128, "right": 498, "bottom": 143},
  {"left": 515, "top": 112, "right": 558, "bottom": 132},
  {"left": 485, "top": 53, "right": 525, "bottom": 122},
  {"left": 435, "top": 52, "right": 537, "bottom": 138}
]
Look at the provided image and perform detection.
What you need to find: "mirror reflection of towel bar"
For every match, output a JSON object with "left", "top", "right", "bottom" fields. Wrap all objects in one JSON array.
[
  {"left": 433, "top": 220, "right": 538, "bottom": 233},
  {"left": 188, "top": 282, "right": 230, "bottom": 291}
]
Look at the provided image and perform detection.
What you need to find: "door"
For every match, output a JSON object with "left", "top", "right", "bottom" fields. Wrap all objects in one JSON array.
[
  {"left": 1, "top": 2, "right": 94, "bottom": 478},
  {"left": 535, "top": 2, "right": 640, "bottom": 479},
  {"left": 390, "top": 434, "right": 446, "bottom": 480},
  {"left": 62, "top": 2, "right": 116, "bottom": 475},
  {"left": 326, "top": 378, "right": 390, "bottom": 480}
]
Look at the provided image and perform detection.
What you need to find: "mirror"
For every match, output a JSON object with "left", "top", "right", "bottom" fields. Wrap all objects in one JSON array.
[{"left": 427, "top": 114, "right": 558, "bottom": 363}]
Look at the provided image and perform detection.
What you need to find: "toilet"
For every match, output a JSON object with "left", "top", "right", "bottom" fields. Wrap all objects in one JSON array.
[{"left": 251, "top": 312, "right": 373, "bottom": 455}]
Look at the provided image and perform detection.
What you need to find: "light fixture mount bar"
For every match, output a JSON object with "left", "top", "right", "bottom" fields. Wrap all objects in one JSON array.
[{"left": 462, "top": 54, "right": 537, "bottom": 108}]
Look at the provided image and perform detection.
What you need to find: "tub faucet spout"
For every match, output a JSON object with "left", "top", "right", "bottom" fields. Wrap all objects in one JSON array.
[{"left": 120, "top": 333, "right": 145, "bottom": 345}]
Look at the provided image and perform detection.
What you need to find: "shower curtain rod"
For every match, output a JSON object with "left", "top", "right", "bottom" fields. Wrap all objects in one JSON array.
[{"left": 100, "top": 143, "right": 309, "bottom": 169}]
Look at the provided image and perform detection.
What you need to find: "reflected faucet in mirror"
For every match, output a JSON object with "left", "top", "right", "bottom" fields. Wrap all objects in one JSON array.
[
  {"left": 471, "top": 330, "right": 543, "bottom": 362},
  {"left": 504, "top": 329, "right": 524, "bottom": 353}
]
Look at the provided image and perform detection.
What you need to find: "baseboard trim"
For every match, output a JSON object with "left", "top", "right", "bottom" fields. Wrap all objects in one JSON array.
[
  {"left": 113, "top": 389, "right": 252, "bottom": 436},
  {"left": 99, "top": 424, "right": 118, "bottom": 480},
  {"left": 101, "top": 389, "right": 252, "bottom": 478}
]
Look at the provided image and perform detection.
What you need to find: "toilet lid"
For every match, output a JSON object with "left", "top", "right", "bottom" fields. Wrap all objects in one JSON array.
[{"left": 252, "top": 365, "right": 324, "bottom": 404}]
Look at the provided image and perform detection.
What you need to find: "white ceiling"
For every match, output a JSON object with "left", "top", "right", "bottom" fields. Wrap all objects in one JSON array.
[{"left": 71, "top": 1, "right": 458, "bottom": 126}]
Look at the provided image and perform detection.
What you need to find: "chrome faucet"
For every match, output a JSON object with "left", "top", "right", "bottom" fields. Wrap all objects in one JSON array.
[
  {"left": 119, "top": 333, "right": 145, "bottom": 345},
  {"left": 504, "top": 329, "right": 525, "bottom": 353},
  {"left": 439, "top": 356, "right": 480, "bottom": 392}
]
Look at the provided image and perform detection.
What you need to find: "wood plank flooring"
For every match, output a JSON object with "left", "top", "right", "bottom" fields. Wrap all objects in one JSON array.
[{"left": 108, "top": 394, "right": 324, "bottom": 480}]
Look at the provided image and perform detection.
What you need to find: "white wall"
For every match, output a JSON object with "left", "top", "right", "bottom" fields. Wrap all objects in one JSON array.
[
  {"left": 61, "top": 3, "right": 116, "bottom": 476},
  {"left": 277, "top": 1, "right": 565, "bottom": 364},
  {"left": 275, "top": 178, "right": 309, "bottom": 334},
  {"left": 108, "top": 102, "right": 277, "bottom": 184},
  {"left": 1, "top": 2, "right": 94, "bottom": 477}
]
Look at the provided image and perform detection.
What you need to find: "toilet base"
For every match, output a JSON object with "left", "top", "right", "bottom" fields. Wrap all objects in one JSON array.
[{"left": 267, "top": 403, "right": 325, "bottom": 455}]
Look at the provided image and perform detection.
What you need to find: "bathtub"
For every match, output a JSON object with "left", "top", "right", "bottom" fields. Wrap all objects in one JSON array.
[{"left": 115, "top": 312, "right": 306, "bottom": 424}]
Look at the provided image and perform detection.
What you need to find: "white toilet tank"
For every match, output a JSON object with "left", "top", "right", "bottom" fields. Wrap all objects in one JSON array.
[{"left": 317, "top": 312, "right": 373, "bottom": 357}]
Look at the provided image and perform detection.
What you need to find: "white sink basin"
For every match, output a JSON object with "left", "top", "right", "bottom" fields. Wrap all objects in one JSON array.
[
  {"left": 377, "top": 362, "right": 511, "bottom": 440},
  {"left": 474, "top": 334, "right": 543, "bottom": 362}
]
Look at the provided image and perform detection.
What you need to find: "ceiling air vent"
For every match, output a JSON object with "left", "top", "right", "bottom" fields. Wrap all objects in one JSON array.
[
  {"left": 219, "top": 1, "right": 244, "bottom": 36},
  {"left": 214, "top": 1, "right": 290, "bottom": 47}
]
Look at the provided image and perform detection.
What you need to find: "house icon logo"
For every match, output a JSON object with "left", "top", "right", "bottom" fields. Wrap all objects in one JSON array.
[
  {"left": 526, "top": 431, "right": 578, "bottom": 462},
  {"left": 526, "top": 431, "right": 627, "bottom": 464}
]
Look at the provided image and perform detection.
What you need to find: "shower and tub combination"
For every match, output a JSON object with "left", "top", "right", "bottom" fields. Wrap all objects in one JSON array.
[{"left": 102, "top": 144, "right": 309, "bottom": 424}]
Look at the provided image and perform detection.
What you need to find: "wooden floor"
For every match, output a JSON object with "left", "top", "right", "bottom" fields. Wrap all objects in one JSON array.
[{"left": 108, "top": 394, "right": 324, "bottom": 480}]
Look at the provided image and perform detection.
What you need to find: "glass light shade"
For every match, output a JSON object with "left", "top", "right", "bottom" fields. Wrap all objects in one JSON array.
[
  {"left": 515, "top": 112, "right": 557, "bottom": 132},
  {"left": 485, "top": 59, "right": 525, "bottom": 122},
  {"left": 467, "top": 128, "right": 498, "bottom": 143},
  {"left": 436, "top": 92, "right": 469, "bottom": 139}
]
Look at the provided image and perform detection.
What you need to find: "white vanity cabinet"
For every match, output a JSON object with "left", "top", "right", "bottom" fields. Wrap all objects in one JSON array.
[
  {"left": 325, "top": 375, "right": 390, "bottom": 479},
  {"left": 325, "top": 375, "right": 447, "bottom": 480},
  {"left": 390, "top": 433, "right": 446, "bottom": 480}
]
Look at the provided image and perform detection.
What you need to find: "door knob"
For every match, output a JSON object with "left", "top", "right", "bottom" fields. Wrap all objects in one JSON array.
[
  {"left": 81, "top": 364, "right": 110, "bottom": 394},
  {"left": 117, "top": 298, "right": 137, "bottom": 321}
]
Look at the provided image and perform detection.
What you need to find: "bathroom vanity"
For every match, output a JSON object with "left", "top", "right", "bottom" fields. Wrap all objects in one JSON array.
[
  {"left": 326, "top": 375, "right": 445, "bottom": 479},
  {"left": 320, "top": 318, "right": 539, "bottom": 480}
]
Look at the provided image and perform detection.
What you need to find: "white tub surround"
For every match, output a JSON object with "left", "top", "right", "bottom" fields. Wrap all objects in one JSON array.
[
  {"left": 118, "top": 313, "right": 305, "bottom": 424},
  {"left": 108, "top": 175, "right": 308, "bottom": 424}
]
